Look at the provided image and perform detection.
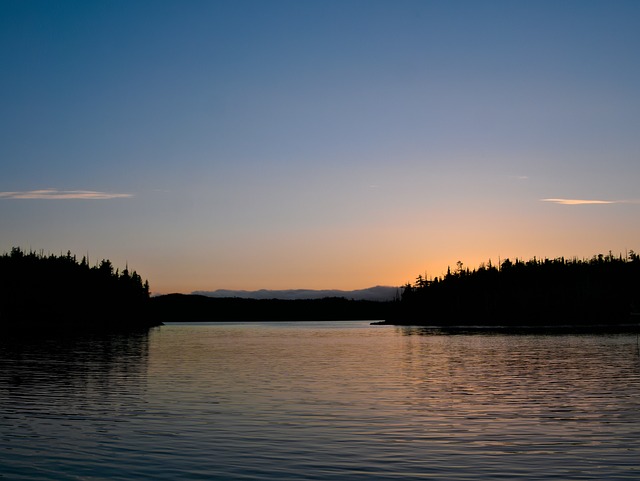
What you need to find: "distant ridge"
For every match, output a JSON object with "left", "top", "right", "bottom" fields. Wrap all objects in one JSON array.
[{"left": 192, "top": 286, "right": 399, "bottom": 301}]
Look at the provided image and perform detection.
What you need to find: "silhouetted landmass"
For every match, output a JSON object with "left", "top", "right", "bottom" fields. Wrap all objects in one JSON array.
[
  {"left": 5, "top": 246, "right": 640, "bottom": 332},
  {"left": 150, "top": 294, "right": 393, "bottom": 322},
  {"left": 386, "top": 252, "right": 640, "bottom": 329},
  {"left": 193, "top": 286, "right": 398, "bottom": 301},
  {"left": 0, "top": 247, "right": 159, "bottom": 332}
]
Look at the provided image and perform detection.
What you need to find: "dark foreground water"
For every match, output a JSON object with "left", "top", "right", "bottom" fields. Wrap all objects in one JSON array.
[{"left": 1, "top": 321, "right": 639, "bottom": 480}]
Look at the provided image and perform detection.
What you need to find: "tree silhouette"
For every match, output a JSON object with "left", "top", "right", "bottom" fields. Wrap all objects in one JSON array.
[
  {"left": 391, "top": 252, "right": 640, "bottom": 327},
  {"left": 0, "top": 248, "right": 157, "bottom": 331}
]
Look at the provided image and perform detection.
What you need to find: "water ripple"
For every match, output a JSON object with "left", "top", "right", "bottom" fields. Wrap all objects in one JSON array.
[{"left": 1, "top": 323, "right": 639, "bottom": 479}]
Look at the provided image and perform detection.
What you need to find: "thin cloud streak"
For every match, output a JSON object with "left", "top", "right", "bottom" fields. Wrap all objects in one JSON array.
[
  {"left": 0, "top": 189, "right": 133, "bottom": 200},
  {"left": 541, "top": 198, "right": 616, "bottom": 205}
]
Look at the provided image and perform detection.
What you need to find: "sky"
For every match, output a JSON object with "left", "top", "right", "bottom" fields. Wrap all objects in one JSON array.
[{"left": 1, "top": 0, "right": 639, "bottom": 294}]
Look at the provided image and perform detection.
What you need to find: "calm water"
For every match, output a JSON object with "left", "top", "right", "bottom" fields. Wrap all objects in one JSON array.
[{"left": 1, "top": 321, "right": 639, "bottom": 480}]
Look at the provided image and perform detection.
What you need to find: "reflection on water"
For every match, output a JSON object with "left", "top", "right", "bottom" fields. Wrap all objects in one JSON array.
[{"left": 1, "top": 322, "right": 639, "bottom": 480}]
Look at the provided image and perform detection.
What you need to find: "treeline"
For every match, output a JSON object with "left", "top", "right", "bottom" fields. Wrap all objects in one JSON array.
[
  {"left": 150, "top": 294, "right": 393, "bottom": 322},
  {"left": 5, "top": 246, "right": 640, "bottom": 330},
  {"left": 0, "top": 247, "right": 158, "bottom": 331},
  {"left": 390, "top": 251, "right": 640, "bottom": 326}
]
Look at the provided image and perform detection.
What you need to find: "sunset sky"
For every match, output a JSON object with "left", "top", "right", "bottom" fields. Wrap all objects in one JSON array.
[{"left": 1, "top": 1, "right": 639, "bottom": 294}]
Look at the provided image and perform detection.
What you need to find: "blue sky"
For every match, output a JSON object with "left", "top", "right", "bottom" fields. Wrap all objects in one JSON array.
[{"left": 2, "top": 0, "right": 639, "bottom": 293}]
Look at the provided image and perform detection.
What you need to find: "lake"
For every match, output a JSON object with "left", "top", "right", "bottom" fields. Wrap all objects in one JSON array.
[{"left": 1, "top": 321, "right": 639, "bottom": 480}]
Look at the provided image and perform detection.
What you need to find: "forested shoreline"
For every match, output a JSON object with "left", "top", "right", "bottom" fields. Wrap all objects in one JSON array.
[
  {"left": 0, "top": 247, "right": 158, "bottom": 331},
  {"left": 2, "top": 247, "right": 639, "bottom": 331},
  {"left": 387, "top": 252, "right": 640, "bottom": 327},
  {"left": 149, "top": 293, "right": 393, "bottom": 322}
]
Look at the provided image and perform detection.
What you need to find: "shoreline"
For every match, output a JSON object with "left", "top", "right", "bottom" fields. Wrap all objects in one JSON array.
[{"left": 372, "top": 320, "right": 640, "bottom": 334}]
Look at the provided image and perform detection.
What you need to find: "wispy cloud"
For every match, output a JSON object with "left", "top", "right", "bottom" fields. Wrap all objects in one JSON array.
[
  {"left": 541, "top": 198, "right": 617, "bottom": 205},
  {"left": 0, "top": 189, "right": 133, "bottom": 200}
]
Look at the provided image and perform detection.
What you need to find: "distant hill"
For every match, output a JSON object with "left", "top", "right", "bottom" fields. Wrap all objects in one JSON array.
[
  {"left": 192, "top": 286, "right": 399, "bottom": 301},
  {"left": 150, "top": 294, "right": 394, "bottom": 322}
]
